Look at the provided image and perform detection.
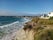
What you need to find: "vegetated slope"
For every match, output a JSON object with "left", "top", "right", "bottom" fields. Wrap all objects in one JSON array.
[
  {"left": 23, "top": 17, "right": 53, "bottom": 40},
  {"left": 14, "top": 17, "right": 53, "bottom": 40}
]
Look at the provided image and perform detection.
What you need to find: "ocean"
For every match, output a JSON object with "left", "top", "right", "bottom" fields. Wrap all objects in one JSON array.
[
  {"left": 0, "top": 16, "right": 25, "bottom": 26},
  {"left": 0, "top": 16, "right": 30, "bottom": 39}
]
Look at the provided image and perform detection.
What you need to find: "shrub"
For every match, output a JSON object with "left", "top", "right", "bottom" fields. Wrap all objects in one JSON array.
[
  {"left": 34, "top": 29, "right": 53, "bottom": 40},
  {"left": 32, "top": 17, "right": 39, "bottom": 23},
  {"left": 49, "top": 17, "right": 53, "bottom": 19},
  {"left": 32, "top": 17, "right": 53, "bottom": 25}
]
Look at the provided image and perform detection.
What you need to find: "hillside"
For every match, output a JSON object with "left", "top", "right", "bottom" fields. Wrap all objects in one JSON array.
[{"left": 14, "top": 17, "right": 53, "bottom": 40}]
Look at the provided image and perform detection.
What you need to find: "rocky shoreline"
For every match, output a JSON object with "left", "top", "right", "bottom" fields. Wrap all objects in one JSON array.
[{"left": 0, "top": 18, "right": 31, "bottom": 40}]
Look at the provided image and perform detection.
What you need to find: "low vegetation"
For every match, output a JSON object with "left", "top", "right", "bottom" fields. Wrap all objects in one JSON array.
[
  {"left": 32, "top": 17, "right": 53, "bottom": 25},
  {"left": 23, "top": 17, "right": 53, "bottom": 40},
  {"left": 34, "top": 29, "right": 53, "bottom": 40}
]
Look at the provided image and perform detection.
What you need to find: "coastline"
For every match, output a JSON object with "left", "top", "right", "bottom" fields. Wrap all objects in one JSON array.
[{"left": 0, "top": 17, "right": 32, "bottom": 40}]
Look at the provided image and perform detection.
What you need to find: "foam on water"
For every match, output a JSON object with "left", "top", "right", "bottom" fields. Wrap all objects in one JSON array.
[
  {"left": 0, "top": 17, "right": 31, "bottom": 40},
  {"left": 0, "top": 21, "right": 19, "bottom": 28},
  {"left": 0, "top": 18, "right": 30, "bottom": 28}
]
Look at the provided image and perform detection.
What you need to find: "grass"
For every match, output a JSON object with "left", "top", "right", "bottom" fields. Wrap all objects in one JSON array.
[
  {"left": 23, "top": 17, "right": 53, "bottom": 40},
  {"left": 34, "top": 29, "right": 53, "bottom": 40},
  {"left": 32, "top": 17, "right": 53, "bottom": 25}
]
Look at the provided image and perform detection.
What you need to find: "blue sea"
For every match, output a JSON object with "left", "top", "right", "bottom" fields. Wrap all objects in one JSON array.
[
  {"left": 0, "top": 16, "right": 29, "bottom": 33},
  {"left": 0, "top": 16, "right": 26, "bottom": 26},
  {"left": 0, "top": 16, "right": 30, "bottom": 39}
]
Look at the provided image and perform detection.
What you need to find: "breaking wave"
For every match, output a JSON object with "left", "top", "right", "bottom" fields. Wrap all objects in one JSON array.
[{"left": 0, "top": 17, "right": 30, "bottom": 34}]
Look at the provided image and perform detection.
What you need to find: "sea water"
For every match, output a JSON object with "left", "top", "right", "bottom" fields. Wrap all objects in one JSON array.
[
  {"left": 0, "top": 16, "right": 30, "bottom": 39},
  {"left": 0, "top": 16, "right": 25, "bottom": 26}
]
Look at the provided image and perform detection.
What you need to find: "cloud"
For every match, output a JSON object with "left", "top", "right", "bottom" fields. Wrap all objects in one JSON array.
[
  {"left": 0, "top": 9, "right": 41, "bottom": 16},
  {"left": 0, "top": 9, "right": 16, "bottom": 16}
]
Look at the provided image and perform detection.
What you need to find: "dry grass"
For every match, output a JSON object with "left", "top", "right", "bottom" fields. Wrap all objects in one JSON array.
[{"left": 23, "top": 17, "right": 53, "bottom": 40}]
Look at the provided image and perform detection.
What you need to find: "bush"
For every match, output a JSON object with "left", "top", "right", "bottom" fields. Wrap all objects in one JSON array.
[
  {"left": 23, "top": 17, "right": 53, "bottom": 40},
  {"left": 49, "top": 17, "right": 53, "bottom": 19},
  {"left": 32, "top": 17, "right": 39, "bottom": 23},
  {"left": 32, "top": 17, "right": 53, "bottom": 25},
  {"left": 34, "top": 29, "right": 53, "bottom": 40}
]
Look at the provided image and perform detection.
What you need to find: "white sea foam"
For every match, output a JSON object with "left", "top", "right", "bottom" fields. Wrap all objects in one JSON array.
[
  {"left": 0, "top": 21, "right": 19, "bottom": 28},
  {"left": 0, "top": 18, "right": 30, "bottom": 28},
  {"left": 0, "top": 18, "right": 31, "bottom": 40}
]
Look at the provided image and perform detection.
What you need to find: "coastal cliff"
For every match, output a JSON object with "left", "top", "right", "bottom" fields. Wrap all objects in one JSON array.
[
  {"left": 14, "top": 17, "right": 53, "bottom": 40},
  {"left": 14, "top": 29, "right": 34, "bottom": 40}
]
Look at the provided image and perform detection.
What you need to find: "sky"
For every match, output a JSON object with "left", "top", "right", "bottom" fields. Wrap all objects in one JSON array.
[{"left": 0, "top": 0, "right": 53, "bottom": 16}]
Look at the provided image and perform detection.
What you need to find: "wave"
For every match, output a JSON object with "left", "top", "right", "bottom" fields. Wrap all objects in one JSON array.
[
  {"left": 0, "top": 21, "right": 19, "bottom": 28},
  {"left": 0, "top": 18, "right": 31, "bottom": 40},
  {"left": 0, "top": 18, "right": 30, "bottom": 28}
]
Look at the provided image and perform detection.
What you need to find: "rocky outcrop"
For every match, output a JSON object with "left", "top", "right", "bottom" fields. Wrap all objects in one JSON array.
[
  {"left": 14, "top": 28, "right": 35, "bottom": 40},
  {"left": 13, "top": 22, "right": 36, "bottom": 40}
]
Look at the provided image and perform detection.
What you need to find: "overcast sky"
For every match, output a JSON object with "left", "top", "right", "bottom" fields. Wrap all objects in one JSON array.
[{"left": 0, "top": 0, "right": 53, "bottom": 16}]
